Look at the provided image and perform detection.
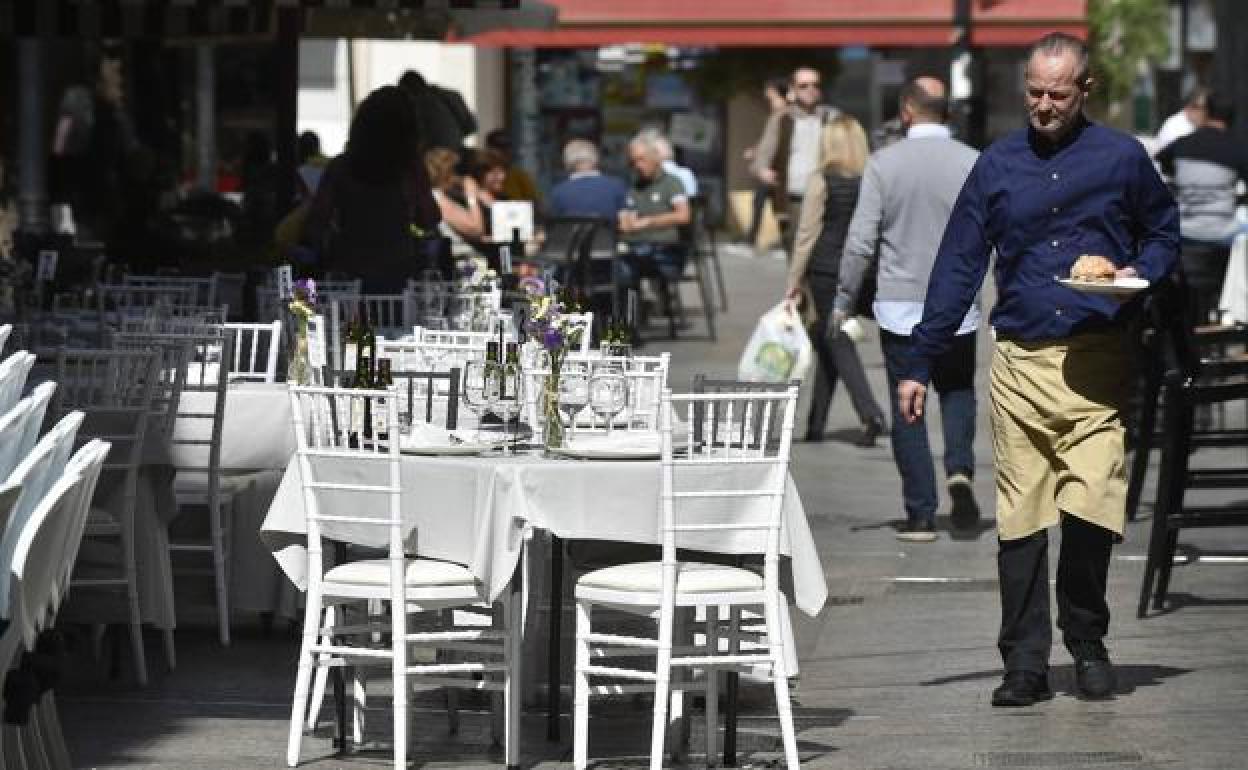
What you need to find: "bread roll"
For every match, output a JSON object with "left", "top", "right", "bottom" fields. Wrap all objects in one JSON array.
[{"left": 1070, "top": 255, "right": 1116, "bottom": 283}]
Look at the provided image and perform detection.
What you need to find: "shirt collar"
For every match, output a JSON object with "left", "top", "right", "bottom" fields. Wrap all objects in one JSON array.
[
  {"left": 569, "top": 170, "right": 600, "bottom": 179},
  {"left": 1027, "top": 113, "right": 1090, "bottom": 158},
  {"left": 905, "top": 122, "right": 952, "bottom": 140}
]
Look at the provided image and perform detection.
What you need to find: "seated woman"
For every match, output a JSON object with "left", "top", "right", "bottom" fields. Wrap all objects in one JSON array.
[{"left": 426, "top": 147, "right": 487, "bottom": 264}]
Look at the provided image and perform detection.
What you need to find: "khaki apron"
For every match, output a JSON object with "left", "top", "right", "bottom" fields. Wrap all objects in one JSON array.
[{"left": 989, "top": 330, "right": 1132, "bottom": 540}]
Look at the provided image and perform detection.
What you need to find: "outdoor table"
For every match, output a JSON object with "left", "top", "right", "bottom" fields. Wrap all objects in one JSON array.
[{"left": 259, "top": 445, "right": 828, "bottom": 744}]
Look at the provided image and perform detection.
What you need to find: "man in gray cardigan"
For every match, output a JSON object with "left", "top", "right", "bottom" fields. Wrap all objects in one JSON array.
[{"left": 834, "top": 76, "right": 982, "bottom": 542}]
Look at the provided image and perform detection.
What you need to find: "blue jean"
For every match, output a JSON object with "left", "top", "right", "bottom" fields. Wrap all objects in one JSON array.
[{"left": 880, "top": 329, "right": 977, "bottom": 525}]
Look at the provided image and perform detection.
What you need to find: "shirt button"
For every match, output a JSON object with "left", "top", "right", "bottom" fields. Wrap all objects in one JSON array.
[
  {"left": 1052, "top": 206, "right": 1059, "bottom": 214},
  {"left": 1055, "top": 308, "right": 1063, "bottom": 316},
  {"left": 1051, "top": 172, "right": 1059, "bottom": 180},
  {"left": 1051, "top": 240, "right": 1059, "bottom": 247}
]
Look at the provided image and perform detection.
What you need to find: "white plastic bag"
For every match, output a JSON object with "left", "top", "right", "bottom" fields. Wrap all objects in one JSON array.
[{"left": 737, "top": 300, "right": 813, "bottom": 383}]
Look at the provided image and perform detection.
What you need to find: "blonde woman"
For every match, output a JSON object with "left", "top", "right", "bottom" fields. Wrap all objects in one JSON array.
[
  {"left": 784, "top": 114, "right": 886, "bottom": 445},
  {"left": 425, "top": 147, "right": 485, "bottom": 247}
]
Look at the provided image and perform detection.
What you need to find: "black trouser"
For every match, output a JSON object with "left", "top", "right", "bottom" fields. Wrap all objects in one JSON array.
[
  {"left": 805, "top": 271, "right": 885, "bottom": 434},
  {"left": 997, "top": 512, "right": 1113, "bottom": 674}
]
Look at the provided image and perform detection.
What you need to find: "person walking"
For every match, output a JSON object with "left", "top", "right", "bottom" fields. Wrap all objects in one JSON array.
[
  {"left": 835, "top": 76, "right": 982, "bottom": 542},
  {"left": 899, "top": 33, "right": 1179, "bottom": 706},
  {"left": 784, "top": 114, "right": 887, "bottom": 446},
  {"left": 743, "top": 77, "right": 792, "bottom": 250},
  {"left": 751, "top": 67, "right": 839, "bottom": 259}
]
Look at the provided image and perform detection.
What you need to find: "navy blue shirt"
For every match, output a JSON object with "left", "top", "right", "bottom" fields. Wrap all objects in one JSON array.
[
  {"left": 908, "top": 118, "right": 1179, "bottom": 384},
  {"left": 548, "top": 171, "right": 629, "bottom": 221}
]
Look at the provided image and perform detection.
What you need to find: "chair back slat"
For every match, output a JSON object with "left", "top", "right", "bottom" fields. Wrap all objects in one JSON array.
[
  {"left": 122, "top": 273, "right": 219, "bottom": 307},
  {"left": 54, "top": 348, "right": 159, "bottom": 479}
]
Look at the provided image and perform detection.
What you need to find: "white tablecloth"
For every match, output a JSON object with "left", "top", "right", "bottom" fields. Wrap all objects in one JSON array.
[
  {"left": 260, "top": 451, "right": 828, "bottom": 617},
  {"left": 1218, "top": 233, "right": 1248, "bottom": 325}
]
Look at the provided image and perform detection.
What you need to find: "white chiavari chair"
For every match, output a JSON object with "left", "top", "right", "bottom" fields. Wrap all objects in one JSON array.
[
  {"left": 3, "top": 439, "right": 109, "bottom": 770},
  {"left": 572, "top": 387, "right": 801, "bottom": 770},
  {"left": 378, "top": 337, "right": 485, "bottom": 376},
  {"left": 0, "top": 482, "right": 24, "bottom": 770},
  {"left": 57, "top": 347, "right": 160, "bottom": 685},
  {"left": 284, "top": 385, "right": 521, "bottom": 769},
  {"left": 111, "top": 331, "right": 192, "bottom": 443},
  {"left": 0, "top": 382, "right": 57, "bottom": 483},
  {"left": 224, "top": 320, "right": 283, "bottom": 382},
  {"left": 0, "top": 350, "right": 36, "bottom": 413},
  {"left": 406, "top": 277, "right": 454, "bottom": 327},
  {"left": 122, "top": 273, "right": 219, "bottom": 307},
  {"left": 527, "top": 352, "right": 669, "bottom": 433},
  {"left": 166, "top": 332, "right": 242, "bottom": 646},
  {"left": 0, "top": 323, "right": 11, "bottom": 354}
]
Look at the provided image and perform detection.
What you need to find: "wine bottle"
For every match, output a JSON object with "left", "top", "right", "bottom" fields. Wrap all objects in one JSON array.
[
  {"left": 358, "top": 303, "right": 377, "bottom": 387},
  {"left": 343, "top": 310, "right": 360, "bottom": 382},
  {"left": 501, "top": 342, "right": 519, "bottom": 402}
]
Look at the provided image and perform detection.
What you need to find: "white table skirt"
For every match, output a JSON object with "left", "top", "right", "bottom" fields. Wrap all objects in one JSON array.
[{"left": 260, "top": 452, "right": 828, "bottom": 618}]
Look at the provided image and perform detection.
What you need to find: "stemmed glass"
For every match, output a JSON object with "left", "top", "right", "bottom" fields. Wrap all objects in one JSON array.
[
  {"left": 461, "top": 359, "right": 492, "bottom": 443},
  {"left": 494, "top": 363, "right": 524, "bottom": 454},
  {"left": 588, "top": 369, "right": 628, "bottom": 439},
  {"left": 557, "top": 362, "right": 591, "bottom": 442}
]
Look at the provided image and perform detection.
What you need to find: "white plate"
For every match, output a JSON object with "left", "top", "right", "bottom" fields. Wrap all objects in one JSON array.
[
  {"left": 1058, "top": 277, "right": 1149, "bottom": 296},
  {"left": 547, "top": 434, "right": 661, "bottom": 460},
  {"left": 400, "top": 441, "right": 500, "bottom": 456}
]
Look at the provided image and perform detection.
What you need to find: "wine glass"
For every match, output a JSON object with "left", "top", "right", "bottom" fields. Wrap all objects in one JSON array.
[
  {"left": 557, "top": 363, "right": 591, "bottom": 442},
  {"left": 461, "top": 359, "right": 492, "bottom": 442},
  {"left": 494, "top": 364, "right": 524, "bottom": 454},
  {"left": 588, "top": 370, "right": 628, "bottom": 438}
]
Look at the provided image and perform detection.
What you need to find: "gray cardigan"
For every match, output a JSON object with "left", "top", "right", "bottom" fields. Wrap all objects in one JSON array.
[{"left": 835, "top": 131, "right": 980, "bottom": 315}]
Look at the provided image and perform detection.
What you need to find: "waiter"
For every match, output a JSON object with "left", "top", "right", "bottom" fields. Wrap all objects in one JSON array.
[{"left": 899, "top": 32, "right": 1179, "bottom": 706}]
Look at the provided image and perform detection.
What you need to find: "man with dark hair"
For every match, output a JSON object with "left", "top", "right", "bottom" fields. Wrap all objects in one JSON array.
[
  {"left": 835, "top": 75, "right": 981, "bottom": 543},
  {"left": 1156, "top": 91, "right": 1248, "bottom": 321},
  {"left": 750, "top": 66, "right": 839, "bottom": 258},
  {"left": 899, "top": 32, "right": 1179, "bottom": 707},
  {"left": 397, "top": 70, "right": 477, "bottom": 152},
  {"left": 1157, "top": 91, "right": 1248, "bottom": 245}
]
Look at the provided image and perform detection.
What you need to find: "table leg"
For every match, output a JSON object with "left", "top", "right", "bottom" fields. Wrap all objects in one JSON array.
[
  {"left": 333, "top": 667, "right": 347, "bottom": 753},
  {"left": 547, "top": 534, "right": 564, "bottom": 742},
  {"left": 723, "top": 672, "right": 739, "bottom": 766}
]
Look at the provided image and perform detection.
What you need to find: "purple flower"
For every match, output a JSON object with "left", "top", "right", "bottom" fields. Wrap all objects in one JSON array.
[
  {"left": 543, "top": 327, "right": 564, "bottom": 351},
  {"left": 294, "top": 278, "right": 318, "bottom": 306}
]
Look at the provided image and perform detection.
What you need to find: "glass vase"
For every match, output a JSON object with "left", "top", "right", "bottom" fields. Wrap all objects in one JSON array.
[
  {"left": 287, "top": 318, "right": 311, "bottom": 385},
  {"left": 543, "top": 365, "right": 564, "bottom": 450}
]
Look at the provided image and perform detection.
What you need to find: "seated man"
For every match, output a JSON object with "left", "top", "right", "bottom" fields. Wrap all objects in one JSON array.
[
  {"left": 548, "top": 139, "right": 628, "bottom": 220},
  {"left": 617, "top": 132, "right": 691, "bottom": 338}
]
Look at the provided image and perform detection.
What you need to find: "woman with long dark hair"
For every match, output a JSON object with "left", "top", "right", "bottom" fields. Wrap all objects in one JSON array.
[
  {"left": 300, "top": 85, "right": 440, "bottom": 291},
  {"left": 785, "top": 114, "right": 887, "bottom": 445}
]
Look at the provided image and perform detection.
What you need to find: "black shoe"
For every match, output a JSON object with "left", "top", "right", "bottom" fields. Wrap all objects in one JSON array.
[
  {"left": 1069, "top": 640, "right": 1116, "bottom": 699},
  {"left": 947, "top": 472, "right": 980, "bottom": 530},
  {"left": 894, "top": 520, "right": 937, "bottom": 542},
  {"left": 991, "top": 671, "right": 1053, "bottom": 707},
  {"left": 854, "top": 417, "right": 885, "bottom": 448}
]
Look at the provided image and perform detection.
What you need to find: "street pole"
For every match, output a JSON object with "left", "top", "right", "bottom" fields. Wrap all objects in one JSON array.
[
  {"left": 950, "top": 0, "right": 982, "bottom": 147},
  {"left": 196, "top": 44, "right": 216, "bottom": 193},
  {"left": 17, "top": 37, "right": 49, "bottom": 237}
]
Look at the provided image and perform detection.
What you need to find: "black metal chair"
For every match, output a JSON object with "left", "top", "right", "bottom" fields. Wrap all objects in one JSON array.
[{"left": 1138, "top": 370, "right": 1248, "bottom": 617}]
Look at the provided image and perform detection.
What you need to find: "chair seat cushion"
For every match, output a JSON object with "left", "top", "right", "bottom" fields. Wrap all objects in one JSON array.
[
  {"left": 578, "top": 561, "right": 763, "bottom": 595},
  {"left": 324, "top": 558, "right": 478, "bottom": 588}
]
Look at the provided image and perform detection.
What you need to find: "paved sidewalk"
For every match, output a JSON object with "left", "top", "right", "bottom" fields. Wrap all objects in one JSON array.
[{"left": 60, "top": 250, "right": 1248, "bottom": 768}]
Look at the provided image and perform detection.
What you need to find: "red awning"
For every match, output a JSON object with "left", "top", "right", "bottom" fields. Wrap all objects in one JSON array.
[{"left": 454, "top": 0, "right": 1086, "bottom": 48}]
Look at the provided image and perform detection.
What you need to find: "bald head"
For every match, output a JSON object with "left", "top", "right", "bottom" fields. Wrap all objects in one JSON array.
[{"left": 899, "top": 76, "right": 949, "bottom": 126}]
